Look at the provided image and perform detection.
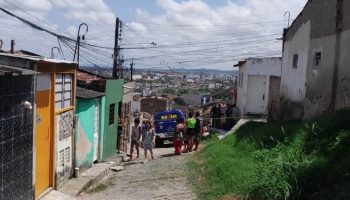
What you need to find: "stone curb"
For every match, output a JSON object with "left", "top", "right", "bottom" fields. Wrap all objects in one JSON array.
[{"left": 59, "top": 154, "right": 124, "bottom": 197}]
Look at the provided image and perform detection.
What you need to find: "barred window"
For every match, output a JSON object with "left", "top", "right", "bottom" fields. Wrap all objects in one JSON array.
[
  {"left": 55, "top": 74, "right": 72, "bottom": 110},
  {"left": 314, "top": 52, "right": 322, "bottom": 67},
  {"left": 109, "top": 103, "right": 115, "bottom": 126},
  {"left": 292, "top": 54, "right": 298, "bottom": 69}
]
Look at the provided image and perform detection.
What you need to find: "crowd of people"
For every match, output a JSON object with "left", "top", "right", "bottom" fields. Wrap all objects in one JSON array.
[
  {"left": 173, "top": 112, "right": 204, "bottom": 155},
  {"left": 128, "top": 111, "right": 205, "bottom": 163},
  {"left": 210, "top": 103, "right": 239, "bottom": 131}
]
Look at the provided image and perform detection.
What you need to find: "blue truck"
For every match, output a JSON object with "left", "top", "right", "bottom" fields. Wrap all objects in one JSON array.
[{"left": 154, "top": 110, "right": 185, "bottom": 147}]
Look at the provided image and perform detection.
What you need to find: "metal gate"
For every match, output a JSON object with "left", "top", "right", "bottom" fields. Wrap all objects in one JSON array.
[
  {"left": 246, "top": 75, "right": 267, "bottom": 114},
  {"left": 93, "top": 99, "right": 99, "bottom": 162}
]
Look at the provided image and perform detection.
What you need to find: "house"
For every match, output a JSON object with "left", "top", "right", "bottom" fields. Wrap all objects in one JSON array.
[
  {"left": 140, "top": 96, "right": 169, "bottom": 114},
  {"left": 77, "top": 69, "right": 124, "bottom": 161},
  {"left": 0, "top": 64, "right": 36, "bottom": 200},
  {"left": 208, "top": 83, "right": 215, "bottom": 89},
  {"left": 235, "top": 57, "right": 282, "bottom": 117},
  {"left": 117, "top": 82, "right": 135, "bottom": 153},
  {"left": 279, "top": 0, "right": 350, "bottom": 120},
  {"left": 181, "top": 94, "right": 211, "bottom": 106},
  {"left": 0, "top": 52, "right": 77, "bottom": 198},
  {"left": 75, "top": 87, "right": 105, "bottom": 172}
]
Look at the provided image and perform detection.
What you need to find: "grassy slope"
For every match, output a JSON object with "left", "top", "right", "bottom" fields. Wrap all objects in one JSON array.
[{"left": 189, "top": 110, "right": 350, "bottom": 200}]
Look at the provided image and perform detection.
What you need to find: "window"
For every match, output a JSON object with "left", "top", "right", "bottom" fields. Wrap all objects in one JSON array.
[
  {"left": 292, "top": 54, "right": 298, "bottom": 68},
  {"left": 314, "top": 52, "right": 322, "bottom": 67},
  {"left": 109, "top": 103, "right": 115, "bottom": 126},
  {"left": 55, "top": 74, "right": 73, "bottom": 110}
]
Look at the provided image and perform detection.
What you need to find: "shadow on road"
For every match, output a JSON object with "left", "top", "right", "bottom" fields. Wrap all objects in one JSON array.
[{"left": 160, "top": 153, "right": 179, "bottom": 158}]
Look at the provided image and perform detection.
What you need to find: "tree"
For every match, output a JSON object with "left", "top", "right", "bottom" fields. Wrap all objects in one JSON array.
[
  {"left": 163, "top": 88, "right": 176, "bottom": 94},
  {"left": 173, "top": 97, "right": 186, "bottom": 106}
]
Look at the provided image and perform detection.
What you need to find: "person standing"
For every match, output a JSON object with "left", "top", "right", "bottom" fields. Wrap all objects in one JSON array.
[
  {"left": 184, "top": 112, "right": 196, "bottom": 153},
  {"left": 129, "top": 118, "right": 142, "bottom": 160},
  {"left": 232, "top": 104, "right": 240, "bottom": 127},
  {"left": 193, "top": 112, "right": 203, "bottom": 151},
  {"left": 225, "top": 105, "right": 233, "bottom": 130},
  {"left": 142, "top": 121, "right": 156, "bottom": 163},
  {"left": 217, "top": 104, "right": 222, "bottom": 129},
  {"left": 173, "top": 118, "right": 185, "bottom": 155},
  {"left": 210, "top": 105, "right": 218, "bottom": 128}
]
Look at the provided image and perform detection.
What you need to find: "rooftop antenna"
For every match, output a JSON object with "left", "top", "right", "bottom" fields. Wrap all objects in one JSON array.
[{"left": 284, "top": 11, "right": 291, "bottom": 28}]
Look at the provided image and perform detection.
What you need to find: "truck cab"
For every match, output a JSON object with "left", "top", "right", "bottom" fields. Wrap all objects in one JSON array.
[{"left": 154, "top": 110, "right": 185, "bottom": 147}]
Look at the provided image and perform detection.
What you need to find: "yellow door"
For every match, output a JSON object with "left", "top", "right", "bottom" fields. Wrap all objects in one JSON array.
[{"left": 35, "top": 75, "right": 52, "bottom": 198}]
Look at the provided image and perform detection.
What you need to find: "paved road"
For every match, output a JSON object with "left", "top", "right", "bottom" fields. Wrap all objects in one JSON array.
[{"left": 79, "top": 145, "right": 197, "bottom": 200}]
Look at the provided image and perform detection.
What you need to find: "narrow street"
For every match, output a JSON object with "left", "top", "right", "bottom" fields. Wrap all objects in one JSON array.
[{"left": 79, "top": 145, "right": 197, "bottom": 200}]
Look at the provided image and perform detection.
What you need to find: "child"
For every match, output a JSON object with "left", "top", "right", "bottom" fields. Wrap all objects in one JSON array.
[
  {"left": 142, "top": 121, "right": 156, "bottom": 163},
  {"left": 129, "top": 118, "right": 142, "bottom": 160}
]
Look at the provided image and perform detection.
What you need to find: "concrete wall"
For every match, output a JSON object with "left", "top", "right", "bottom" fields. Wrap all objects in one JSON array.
[
  {"left": 237, "top": 58, "right": 281, "bottom": 116},
  {"left": 304, "top": 35, "right": 336, "bottom": 119},
  {"left": 336, "top": 29, "right": 350, "bottom": 109},
  {"left": 75, "top": 98, "right": 95, "bottom": 172},
  {"left": 124, "top": 82, "right": 135, "bottom": 103},
  {"left": 56, "top": 110, "right": 74, "bottom": 188},
  {"left": 280, "top": 20, "right": 310, "bottom": 120},
  {"left": 101, "top": 79, "right": 124, "bottom": 160}
]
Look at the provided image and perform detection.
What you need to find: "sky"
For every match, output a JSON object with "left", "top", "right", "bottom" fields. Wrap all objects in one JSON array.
[{"left": 0, "top": 0, "right": 307, "bottom": 70}]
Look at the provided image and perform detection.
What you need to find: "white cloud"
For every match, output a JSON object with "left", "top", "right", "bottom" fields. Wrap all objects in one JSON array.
[
  {"left": 53, "top": 0, "right": 115, "bottom": 24},
  {"left": 0, "top": 0, "right": 56, "bottom": 56},
  {"left": 0, "top": 0, "right": 307, "bottom": 69},
  {"left": 120, "top": 0, "right": 307, "bottom": 69},
  {"left": 0, "top": 0, "right": 116, "bottom": 65}
]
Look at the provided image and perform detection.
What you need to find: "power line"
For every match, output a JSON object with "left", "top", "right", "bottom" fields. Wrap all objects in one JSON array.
[{"left": 123, "top": 19, "right": 290, "bottom": 27}]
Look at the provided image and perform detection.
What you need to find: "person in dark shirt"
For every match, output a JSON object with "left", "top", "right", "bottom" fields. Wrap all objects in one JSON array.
[
  {"left": 217, "top": 104, "right": 222, "bottom": 129},
  {"left": 225, "top": 105, "right": 233, "bottom": 130},
  {"left": 210, "top": 105, "right": 218, "bottom": 128},
  {"left": 193, "top": 112, "right": 203, "bottom": 151}
]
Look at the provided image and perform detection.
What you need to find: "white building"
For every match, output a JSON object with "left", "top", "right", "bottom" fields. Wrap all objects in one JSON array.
[
  {"left": 235, "top": 57, "right": 282, "bottom": 116},
  {"left": 208, "top": 83, "right": 215, "bottom": 89},
  {"left": 279, "top": 0, "right": 350, "bottom": 120},
  {"left": 132, "top": 74, "right": 142, "bottom": 80}
]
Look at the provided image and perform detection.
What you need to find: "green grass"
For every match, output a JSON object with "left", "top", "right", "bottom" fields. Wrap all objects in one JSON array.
[{"left": 189, "top": 110, "right": 350, "bottom": 200}]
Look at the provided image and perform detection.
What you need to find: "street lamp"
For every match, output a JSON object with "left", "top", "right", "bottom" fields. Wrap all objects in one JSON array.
[{"left": 73, "top": 23, "right": 88, "bottom": 65}]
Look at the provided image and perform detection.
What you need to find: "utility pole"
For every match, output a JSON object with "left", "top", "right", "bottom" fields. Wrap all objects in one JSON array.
[
  {"left": 130, "top": 59, "right": 134, "bottom": 82},
  {"left": 113, "top": 17, "right": 120, "bottom": 78}
]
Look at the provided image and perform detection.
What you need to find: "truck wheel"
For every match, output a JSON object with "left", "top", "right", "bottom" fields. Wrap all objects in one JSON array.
[{"left": 155, "top": 139, "right": 163, "bottom": 148}]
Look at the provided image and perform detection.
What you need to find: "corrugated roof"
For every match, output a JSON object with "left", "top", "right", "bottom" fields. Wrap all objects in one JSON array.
[{"left": 76, "top": 87, "right": 105, "bottom": 99}]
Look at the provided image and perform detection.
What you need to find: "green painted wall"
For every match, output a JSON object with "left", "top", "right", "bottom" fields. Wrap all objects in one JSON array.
[
  {"left": 100, "top": 79, "right": 124, "bottom": 160},
  {"left": 75, "top": 98, "right": 95, "bottom": 171}
]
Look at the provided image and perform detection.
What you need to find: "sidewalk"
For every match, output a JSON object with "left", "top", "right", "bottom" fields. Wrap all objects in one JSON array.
[
  {"left": 217, "top": 118, "right": 263, "bottom": 139},
  {"left": 57, "top": 152, "right": 125, "bottom": 198}
]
